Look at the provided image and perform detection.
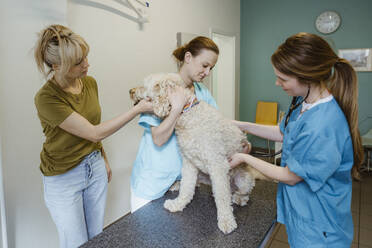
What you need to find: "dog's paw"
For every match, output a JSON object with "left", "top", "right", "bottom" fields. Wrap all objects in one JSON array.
[
  {"left": 169, "top": 181, "right": 180, "bottom": 192},
  {"left": 218, "top": 216, "right": 237, "bottom": 234},
  {"left": 232, "top": 193, "right": 249, "bottom": 206},
  {"left": 163, "top": 199, "right": 185, "bottom": 212}
]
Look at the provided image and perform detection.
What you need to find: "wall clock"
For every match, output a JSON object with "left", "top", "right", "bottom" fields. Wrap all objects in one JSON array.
[{"left": 315, "top": 11, "right": 341, "bottom": 34}]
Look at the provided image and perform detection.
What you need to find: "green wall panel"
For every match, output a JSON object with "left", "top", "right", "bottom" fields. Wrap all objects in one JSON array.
[{"left": 240, "top": 0, "right": 372, "bottom": 148}]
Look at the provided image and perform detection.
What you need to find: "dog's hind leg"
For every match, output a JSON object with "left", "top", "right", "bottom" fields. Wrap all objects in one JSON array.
[
  {"left": 209, "top": 162, "right": 237, "bottom": 234},
  {"left": 164, "top": 158, "right": 198, "bottom": 212}
]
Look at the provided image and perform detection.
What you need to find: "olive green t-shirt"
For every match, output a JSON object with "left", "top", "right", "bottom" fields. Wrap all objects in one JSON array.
[{"left": 34, "top": 76, "right": 102, "bottom": 176}]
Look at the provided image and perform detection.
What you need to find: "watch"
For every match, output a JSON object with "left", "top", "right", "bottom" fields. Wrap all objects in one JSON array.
[{"left": 315, "top": 11, "right": 341, "bottom": 34}]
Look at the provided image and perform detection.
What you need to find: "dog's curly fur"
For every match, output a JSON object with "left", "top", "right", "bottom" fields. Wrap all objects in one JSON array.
[{"left": 130, "top": 73, "right": 268, "bottom": 234}]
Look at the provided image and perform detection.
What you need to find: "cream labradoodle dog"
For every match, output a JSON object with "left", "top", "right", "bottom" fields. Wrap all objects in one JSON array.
[{"left": 130, "top": 73, "right": 267, "bottom": 234}]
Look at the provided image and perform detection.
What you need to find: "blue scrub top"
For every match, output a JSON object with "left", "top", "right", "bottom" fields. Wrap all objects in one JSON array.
[
  {"left": 278, "top": 96, "right": 354, "bottom": 247},
  {"left": 131, "top": 83, "right": 218, "bottom": 200}
]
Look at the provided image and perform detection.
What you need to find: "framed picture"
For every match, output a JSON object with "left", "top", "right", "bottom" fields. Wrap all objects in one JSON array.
[{"left": 338, "top": 48, "right": 372, "bottom": 71}]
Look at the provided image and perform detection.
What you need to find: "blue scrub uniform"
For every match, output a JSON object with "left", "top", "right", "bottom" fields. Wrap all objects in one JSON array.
[
  {"left": 278, "top": 96, "right": 354, "bottom": 247},
  {"left": 131, "top": 83, "right": 218, "bottom": 200}
]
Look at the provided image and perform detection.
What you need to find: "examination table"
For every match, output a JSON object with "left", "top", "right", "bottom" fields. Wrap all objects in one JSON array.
[{"left": 81, "top": 180, "right": 277, "bottom": 248}]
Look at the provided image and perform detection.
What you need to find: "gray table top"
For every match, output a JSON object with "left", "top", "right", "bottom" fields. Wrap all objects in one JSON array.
[{"left": 81, "top": 180, "right": 277, "bottom": 248}]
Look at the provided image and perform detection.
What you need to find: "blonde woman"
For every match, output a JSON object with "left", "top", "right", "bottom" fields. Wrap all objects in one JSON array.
[{"left": 34, "top": 24, "right": 152, "bottom": 248}]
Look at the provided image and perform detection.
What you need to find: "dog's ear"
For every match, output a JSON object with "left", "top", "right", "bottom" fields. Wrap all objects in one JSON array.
[
  {"left": 147, "top": 82, "right": 162, "bottom": 101},
  {"left": 151, "top": 80, "right": 172, "bottom": 119},
  {"left": 153, "top": 94, "right": 171, "bottom": 119}
]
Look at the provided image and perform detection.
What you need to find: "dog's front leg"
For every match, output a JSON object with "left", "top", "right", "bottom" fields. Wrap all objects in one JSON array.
[
  {"left": 209, "top": 163, "right": 237, "bottom": 234},
  {"left": 164, "top": 158, "right": 198, "bottom": 212}
]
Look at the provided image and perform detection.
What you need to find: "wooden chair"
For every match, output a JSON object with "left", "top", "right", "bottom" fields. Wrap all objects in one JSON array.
[{"left": 255, "top": 101, "right": 278, "bottom": 160}]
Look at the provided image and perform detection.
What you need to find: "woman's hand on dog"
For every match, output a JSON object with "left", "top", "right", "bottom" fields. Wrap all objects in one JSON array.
[
  {"left": 135, "top": 98, "right": 154, "bottom": 114},
  {"left": 229, "top": 153, "right": 247, "bottom": 169},
  {"left": 229, "top": 142, "right": 252, "bottom": 168},
  {"left": 168, "top": 86, "right": 188, "bottom": 113}
]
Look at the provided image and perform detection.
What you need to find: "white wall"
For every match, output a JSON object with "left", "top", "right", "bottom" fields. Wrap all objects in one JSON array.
[{"left": 0, "top": 0, "right": 240, "bottom": 247}]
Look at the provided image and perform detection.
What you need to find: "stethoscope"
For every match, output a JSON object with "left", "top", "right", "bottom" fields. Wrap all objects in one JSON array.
[{"left": 251, "top": 86, "right": 310, "bottom": 158}]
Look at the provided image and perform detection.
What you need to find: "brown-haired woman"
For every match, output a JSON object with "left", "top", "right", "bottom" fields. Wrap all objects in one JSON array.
[
  {"left": 34, "top": 24, "right": 152, "bottom": 248},
  {"left": 130, "top": 36, "right": 220, "bottom": 212},
  {"left": 230, "top": 32, "right": 363, "bottom": 247}
]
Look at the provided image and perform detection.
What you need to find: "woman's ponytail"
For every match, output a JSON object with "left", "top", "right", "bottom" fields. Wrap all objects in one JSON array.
[{"left": 330, "top": 59, "right": 363, "bottom": 180}]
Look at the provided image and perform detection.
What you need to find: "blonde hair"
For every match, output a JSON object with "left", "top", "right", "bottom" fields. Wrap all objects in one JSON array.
[
  {"left": 271, "top": 32, "right": 363, "bottom": 180},
  {"left": 173, "top": 36, "right": 219, "bottom": 67},
  {"left": 34, "top": 24, "right": 89, "bottom": 87}
]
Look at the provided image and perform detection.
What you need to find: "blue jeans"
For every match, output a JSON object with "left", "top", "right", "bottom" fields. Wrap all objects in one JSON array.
[{"left": 43, "top": 150, "right": 108, "bottom": 248}]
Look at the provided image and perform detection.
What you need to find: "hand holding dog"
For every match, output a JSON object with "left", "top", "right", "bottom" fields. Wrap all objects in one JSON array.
[
  {"left": 135, "top": 99, "right": 154, "bottom": 114},
  {"left": 168, "top": 86, "right": 188, "bottom": 113},
  {"left": 229, "top": 153, "right": 247, "bottom": 169}
]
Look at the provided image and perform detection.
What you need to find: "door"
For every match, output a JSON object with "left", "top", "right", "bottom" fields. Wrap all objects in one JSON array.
[
  {"left": 211, "top": 30, "right": 236, "bottom": 120},
  {"left": 176, "top": 31, "right": 237, "bottom": 119}
]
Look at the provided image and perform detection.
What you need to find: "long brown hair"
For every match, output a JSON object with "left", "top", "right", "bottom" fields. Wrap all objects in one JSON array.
[
  {"left": 271, "top": 32, "right": 363, "bottom": 180},
  {"left": 172, "top": 36, "right": 219, "bottom": 67}
]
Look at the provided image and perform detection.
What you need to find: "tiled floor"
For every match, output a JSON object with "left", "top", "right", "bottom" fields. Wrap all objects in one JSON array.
[{"left": 264, "top": 172, "right": 372, "bottom": 248}]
